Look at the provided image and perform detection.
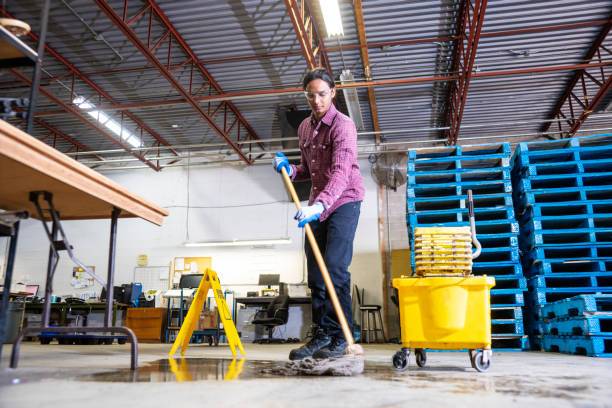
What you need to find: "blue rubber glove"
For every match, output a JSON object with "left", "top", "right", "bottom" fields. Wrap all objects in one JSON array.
[
  {"left": 294, "top": 202, "right": 325, "bottom": 228},
  {"left": 273, "top": 152, "right": 292, "bottom": 176}
]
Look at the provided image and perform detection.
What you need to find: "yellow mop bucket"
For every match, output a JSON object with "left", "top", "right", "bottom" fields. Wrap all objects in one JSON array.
[{"left": 393, "top": 190, "right": 495, "bottom": 372}]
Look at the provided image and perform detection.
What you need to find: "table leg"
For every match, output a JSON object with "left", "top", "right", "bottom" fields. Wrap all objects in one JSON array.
[
  {"left": 105, "top": 207, "right": 120, "bottom": 328},
  {"left": 0, "top": 221, "right": 21, "bottom": 361}
]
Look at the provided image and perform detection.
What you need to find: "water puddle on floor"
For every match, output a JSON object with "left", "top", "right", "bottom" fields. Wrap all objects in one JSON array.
[{"left": 76, "top": 358, "right": 480, "bottom": 383}]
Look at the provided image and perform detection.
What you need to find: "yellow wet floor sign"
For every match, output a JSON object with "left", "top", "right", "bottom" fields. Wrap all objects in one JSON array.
[{"left": 169, "top": 268, "right": 245, "bottom": 357}]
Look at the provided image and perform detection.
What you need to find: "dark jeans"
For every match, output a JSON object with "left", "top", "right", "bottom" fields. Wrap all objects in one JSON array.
[{"left": 305, "top": 201, "right": 361, "bottom": 339}]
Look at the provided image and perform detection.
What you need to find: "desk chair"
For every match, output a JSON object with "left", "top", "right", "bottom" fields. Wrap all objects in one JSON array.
[
  {"left": 354, "top": 285, "right": 386, "bottom": 343},
  {"left": 251, "top": 295, "right": 289, "bottom": 344},
  {"left": 66, "top": 298, "right": 91, "bottom": 328}
]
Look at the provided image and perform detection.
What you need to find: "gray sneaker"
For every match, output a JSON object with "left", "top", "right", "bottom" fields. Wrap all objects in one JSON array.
[{"left": 288, "top": 327, "right": 331, "bottom": 360}]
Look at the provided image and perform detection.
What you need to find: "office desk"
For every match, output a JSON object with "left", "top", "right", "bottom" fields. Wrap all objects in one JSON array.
[
  {"left": 24, "top": 302, "right": 128, "bottom": 328},
  {"left": 0, "top": 120, "right": 168, "bottom": 369}
]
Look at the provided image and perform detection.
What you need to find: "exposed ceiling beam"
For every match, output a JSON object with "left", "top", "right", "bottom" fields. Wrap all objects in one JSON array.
[
  {"left": 65, "top": 17, "right": 610, "bottom": 75},
  {"left": 541, "top": 19, "right": 612, "bottom": 137},
  {"left": 283, "top": 0, "right": 332, "bottom": 72},
  {"left": 10, "top": 68, "right": 161, "bottom": 171},
  {"left": 0, "top": 6, "right": 178, "bottom": 161},
  {"left": 445, "top": 0, "right": 488, "bottom": 145},
  {"left": 31, "top": 60, "right": 612, "bottom": 114},
  {"left": 95, "top": 0, "right": 264, "bottom": 164}
]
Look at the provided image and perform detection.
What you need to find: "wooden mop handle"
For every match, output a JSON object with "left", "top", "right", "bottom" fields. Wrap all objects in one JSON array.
[{"left": 280, "top": 167, "right": 355, "bottom": 346}]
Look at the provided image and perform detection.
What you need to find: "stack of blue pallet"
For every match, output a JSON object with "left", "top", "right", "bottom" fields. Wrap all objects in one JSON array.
[
  {"left": 406, "top": 143, "right": 529, "bottom": 350},
  {"left": 511, "top": 134, "right": 612, "bottom": 351},
  {"left": 540, "top": 294, "right": 612, "bottom": 357}
]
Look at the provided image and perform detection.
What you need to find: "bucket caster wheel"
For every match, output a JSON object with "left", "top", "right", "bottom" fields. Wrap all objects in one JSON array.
[
  {"left": 415, "top": 348, "right": 427, "bottom": 368},
  {"left": 471, "top": 349, "right": 491, "bottom": 372},
  {"left": 392, "top": 349, "right": 410, "bottom": 371}
]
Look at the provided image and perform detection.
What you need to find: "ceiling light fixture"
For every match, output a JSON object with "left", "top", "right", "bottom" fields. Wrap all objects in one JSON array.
[
  {"left": 184, "top": 238, "right": 292, "bottom": 247},
  {"left": 73, "top": 96, "right": 141, "bottom": 148},
  {"left": 319, "top": 0, "right": 344, "bottom": 37}
]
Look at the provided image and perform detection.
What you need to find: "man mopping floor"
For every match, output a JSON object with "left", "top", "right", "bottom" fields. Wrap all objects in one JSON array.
[{"left": 272, "top": 68, "right": 365, "bottom": 375}]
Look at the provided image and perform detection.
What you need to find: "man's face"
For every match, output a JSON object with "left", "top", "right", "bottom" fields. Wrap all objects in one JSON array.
[{"left": 304, "top": 79, "right": 336, "bottom": 120}]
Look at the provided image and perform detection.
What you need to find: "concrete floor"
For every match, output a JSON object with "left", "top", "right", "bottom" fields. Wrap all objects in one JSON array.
[{"left": 0, "top": 342, "right": 611, "bottom": 407}]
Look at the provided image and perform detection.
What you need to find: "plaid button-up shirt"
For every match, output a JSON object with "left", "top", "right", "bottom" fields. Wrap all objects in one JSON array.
[{"left": 290, "top": 104, "right": 365, "bottom": 221}]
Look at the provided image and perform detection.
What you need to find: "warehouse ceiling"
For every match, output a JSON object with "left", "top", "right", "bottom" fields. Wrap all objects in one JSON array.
[{"left": 0, "top": 0, "right": 611, "bottom": 171}]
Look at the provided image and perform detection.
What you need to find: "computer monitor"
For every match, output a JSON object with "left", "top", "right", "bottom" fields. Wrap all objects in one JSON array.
[
  {"left": 179, "top": 273, "right": 203, "bottom": 289},
  {"left": 258, "top": 274, "right": 280, "bottom": 289}
]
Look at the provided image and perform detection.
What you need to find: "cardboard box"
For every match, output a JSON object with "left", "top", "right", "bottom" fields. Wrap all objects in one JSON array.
[{"left": 198, "top": 308, "right": 218, "bottom": 330}]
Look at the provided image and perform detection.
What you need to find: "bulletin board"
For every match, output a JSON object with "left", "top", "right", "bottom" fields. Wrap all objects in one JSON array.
[{"left": 169, "top": 256, "right": 212, "bottom": 288}]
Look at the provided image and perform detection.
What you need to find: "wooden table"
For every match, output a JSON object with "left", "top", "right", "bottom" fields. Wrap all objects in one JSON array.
[{"left": 0, "top": 120, "right": 168, "bottom": 369}]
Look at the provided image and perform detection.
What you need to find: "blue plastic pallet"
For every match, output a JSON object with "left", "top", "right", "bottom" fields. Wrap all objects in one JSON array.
[
  {"left": 491, "top": 319, "right": 525, "bottom": 336},
  {"left": 543, "top": 315, "right": 612, "bottom": 336},
  {"left": 475, "top": 246, "right": 521, "bottom": 264},
  {"left": 511, "top": 135, "right": 612, "bottom": 168},
  {"left": 472, "top": 262, "right": 523, "bottom": 276},
  {"left": 512, "top": 142, "right": 612, "bottom": 170},
  {"left": 406, "top": 191, "right": 514, "bottom": 204},
  {"left": 523, "top": 260, "right": 610, "bottom": 277},
  {"left": 541, "top": 335, "right": 612, "bottom": 357},
  {"left": 490, "top": 291, "right": 524, "bottom": 307},
  {"left": 491, "top": 335, "right": 530, "bottom": 350},
  {"left": 527, "top": 273, "right": 612, "bottom": 291},
  {"left": 513, "top": 185, "right": 612, "bottom": 210},
  {"left": 491, "top": 307, "right": 523, "bottom": 320},
  {"left": 409, "top": 187, "right": 513, "bottom": 203},
  {"left": 518, "top": 213, "right": 612, "bottom": 232},
  {"left": 484, "top": 274, "right": 527, "bottom": 290},
  {"left": 516, "top": 198, "right": 612, "bottom": 219},
  {"left": 514, "top": 158, "right": 612, "bottom": 178},
  {"left": 540, "top": 294, "right": 612, "bottom": 320},
  {"left": 527, "top": 286, "right": 612, "bottom": 306},
  {"left": 409, "top": 143, "right": 511, "bottom": 161},
  {"left": 408, "top": 166, "right": 511, "bottom": 183},
  {"left": 519, "top": 226, "right": 612, "bottom": 249},
  {"left": 523, "top": 244, "right": 612, "bottom": 266},
  {"left": 513, "top": 171, "right": 612, "bottom": 192},
  {"left": 408, "top": 205, "right": 515, "bottom": 222}
]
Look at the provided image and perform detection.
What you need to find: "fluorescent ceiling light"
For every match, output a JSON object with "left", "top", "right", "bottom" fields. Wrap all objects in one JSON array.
[
  {"left": 184, "top": 238, "right": 292, "bottom": 247},
  {"left": 73, "top": 96, "right": 142, "bottom": 148},
  {"left": 319, "top": 0, "right": 344, "bottom": 37},
  {"left": 340, "top": 70, "right": 364, "bottom": 131}
]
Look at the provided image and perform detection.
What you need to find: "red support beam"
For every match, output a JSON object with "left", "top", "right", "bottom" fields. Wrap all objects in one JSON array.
[
  {"left": 541, "top": 20, "right": 612, "bottom": 137},
  {"left": 283, "top": 0, "right": 332, "bottom": 72},
  {"left": 29, "top": 60, "right": 612, "bottom": 115},
  {"left": 11, "top": 68, "right": 160, "bottom": 171},
  {"left": 0, "top": 6, "right": 179, "bottom": 162},
  {"left": 445, "top": 0, "right": 487, "bottom": 145},
  {"left": 95, "top": 0, "right": 264, "bottom": 164}
]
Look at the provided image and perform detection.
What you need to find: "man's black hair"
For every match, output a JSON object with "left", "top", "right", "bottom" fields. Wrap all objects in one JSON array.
[{"left": 302, "top": 68, "right": 335, "bottom": 90}]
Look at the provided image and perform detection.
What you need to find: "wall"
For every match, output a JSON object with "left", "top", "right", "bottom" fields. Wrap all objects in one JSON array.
[{"left": 8, "top": 160, "right": 384, "bottom": 310}]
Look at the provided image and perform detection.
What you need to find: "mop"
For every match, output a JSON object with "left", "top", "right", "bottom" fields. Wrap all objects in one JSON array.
[{"left": 269, "top": 166, "right": 364, "bottom": 376}]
